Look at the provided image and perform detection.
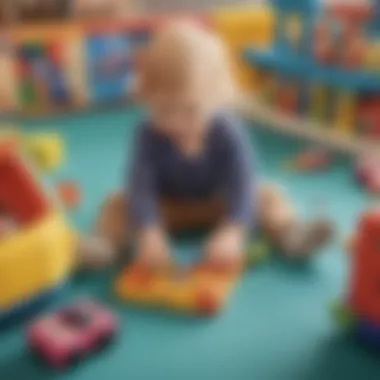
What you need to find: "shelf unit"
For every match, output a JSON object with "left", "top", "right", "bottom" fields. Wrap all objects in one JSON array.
[{"left": 239, "top": 95, "right": 380, "bottom": 156}]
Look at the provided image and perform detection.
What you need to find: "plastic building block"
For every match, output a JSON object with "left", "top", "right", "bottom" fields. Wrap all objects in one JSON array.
[
  {"left": 115, "top": 262, "right": 241, "bottom": 316},
  {"left": 348, "top": 208, "right": 380, "bottom": 324},
  {"left": 0, "top": 145, "right": 51, "bottom": 224},
  {"left": 27, "top": 299, "right": 118, "bottom": 369},
  {"left": 57, "top": 181, "right": 82, "bottom": 210},
  {"left": 26, "top": 133, "right": 64, "bottom": 172},
  {"left": 0, "top": 141, "right": 76, "bottom": 316}
]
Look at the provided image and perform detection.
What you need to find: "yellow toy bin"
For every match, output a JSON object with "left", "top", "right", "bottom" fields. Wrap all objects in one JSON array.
[{"left": 0, "top": 140, "right": 76, "bottom": 324}]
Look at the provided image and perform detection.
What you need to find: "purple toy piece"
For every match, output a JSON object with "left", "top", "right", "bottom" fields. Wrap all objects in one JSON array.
[{"left": 27, "top": 299, "right": 118, "bottom": 369}]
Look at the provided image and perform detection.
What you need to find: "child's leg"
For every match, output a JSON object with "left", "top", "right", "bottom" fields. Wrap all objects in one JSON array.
[
  {"left": 92, "top": 192, "right": 224, "bottom": 253},
  {"left": 258, "top": 183, "right": 334, "bottom": 257}
]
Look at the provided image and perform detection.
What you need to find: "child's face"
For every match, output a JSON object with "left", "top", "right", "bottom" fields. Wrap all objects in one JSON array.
[{"left": 150, "top": 91, "right": 213, "bottom": 143}]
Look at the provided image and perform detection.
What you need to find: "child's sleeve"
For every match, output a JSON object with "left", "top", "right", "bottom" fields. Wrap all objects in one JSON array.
[
  {"left": 128, "top": 126, "right": 159, "bottom": 229},
  {"left": 223, "top": 118, "right": 257, "bottom": 228}
]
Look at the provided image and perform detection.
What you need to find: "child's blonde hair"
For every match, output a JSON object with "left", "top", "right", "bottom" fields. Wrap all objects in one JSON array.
[{"left": 137, "top": 21, "right": 236, "bottom": 108}]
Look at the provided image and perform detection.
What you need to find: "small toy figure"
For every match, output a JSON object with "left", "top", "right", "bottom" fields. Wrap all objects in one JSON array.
[
  {"left": 355, "top": 152, "right": 380, "bottom": 195},
  {"left": 27, "top": 300, "right": 118, "bottom": 369}
]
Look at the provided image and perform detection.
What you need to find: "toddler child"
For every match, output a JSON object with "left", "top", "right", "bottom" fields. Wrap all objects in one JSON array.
[{"left": 93, "top": 22, "right": 333, "bottom": 268}]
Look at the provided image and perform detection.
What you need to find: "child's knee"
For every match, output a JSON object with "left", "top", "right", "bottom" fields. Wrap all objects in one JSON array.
[{"left": 95, "top": 192, "right": 129, "bottom": 248}]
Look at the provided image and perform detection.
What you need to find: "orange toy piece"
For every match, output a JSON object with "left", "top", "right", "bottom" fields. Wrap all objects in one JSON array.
[
  {"left": 56, "top": 181, "right": 81, "bottom": 210},
  {"left": 115, "top": 262, "right": 241, "bottom": 316},
  {"left": 349, "top": 208, "right": 380, "bottom": 324}
]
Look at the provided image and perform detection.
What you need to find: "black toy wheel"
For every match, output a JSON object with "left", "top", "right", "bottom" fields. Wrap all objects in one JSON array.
[
  {"left": 96, "top": 332, "right": 115, "bottom": 350},
  {"left": 66, "top": 351, "right": 82, "bottom": 368}
]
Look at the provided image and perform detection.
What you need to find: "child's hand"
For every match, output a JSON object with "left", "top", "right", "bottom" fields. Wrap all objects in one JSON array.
[
  {"left": 205, "top": 224, "right": 245, "bottom": 267},
  {"left": 136, "top": 226, "right": 171, "bottom": 268}
]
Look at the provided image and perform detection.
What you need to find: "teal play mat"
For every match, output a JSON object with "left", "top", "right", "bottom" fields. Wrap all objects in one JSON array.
[{"left": 0, "top": 107, "right": 379, "bottom": 380}]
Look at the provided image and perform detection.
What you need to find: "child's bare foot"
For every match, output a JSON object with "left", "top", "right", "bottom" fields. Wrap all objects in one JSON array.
[{"left": 277, "top": 219, "right": 334, "bottom": 259}]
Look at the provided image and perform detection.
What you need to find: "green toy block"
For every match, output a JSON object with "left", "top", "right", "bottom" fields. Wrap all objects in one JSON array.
[{"left": 331, "top": 300, "right": 357, "bottom": 328}]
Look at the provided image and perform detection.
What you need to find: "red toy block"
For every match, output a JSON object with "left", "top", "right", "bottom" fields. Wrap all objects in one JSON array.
[
  {"left": 0, "top": 145, "right": 50, "bottom": 226},
  {"left": 195, "top": 287, "right": 221, "bottom": 317},
  {"left": 349, "top": 208, "right": 380, "bottom": 324}
]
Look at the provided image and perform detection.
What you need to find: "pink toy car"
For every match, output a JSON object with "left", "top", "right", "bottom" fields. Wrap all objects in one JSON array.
[
  {"left": 356, "top": 153, "right": 380, "bottom": 194},
  {"left": 27, "top": 300, "right": 118, "bottom": 369}
]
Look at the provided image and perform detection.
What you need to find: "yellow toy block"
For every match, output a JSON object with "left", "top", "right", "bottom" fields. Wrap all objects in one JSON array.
[
  {"left": 115, "top": 264, "right": 240, "bottom": 316},
  {"left": 309, "top": 84, "right": 327, "bottom": 121},
  {"left": 364, "top": 41, "right": 380, "bottom": 74},
  {"left": 334, "top": 91, "right": 357, "bottom": 135},
  {"left": 212, "top": 6, "right": 275, "bottom": 91},
  {"left": 0, "top": 212, "right": 76, "bottom": 309},
  {"left": 26, "top": 133, "right": 64, "bottom": 172},
  {"left": 0, "top": 139, "right": 76, "bottom": 313}
]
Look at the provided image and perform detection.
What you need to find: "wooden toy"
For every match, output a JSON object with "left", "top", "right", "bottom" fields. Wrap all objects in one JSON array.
[
  {"left": 27, "top": 299, "right": 118, "bottom": 369},
  {"left": 333, "top": 207, "right": 380, "bottom": 349},
  {"left": 0, "top": 136, "right": 76, "bottom": 325},
  {"left": 116, "top": 239, "right": 270, "bottom": 316}
]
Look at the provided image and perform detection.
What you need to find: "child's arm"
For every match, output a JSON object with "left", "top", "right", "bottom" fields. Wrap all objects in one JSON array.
[
  {"left": 129, "top": 126, "right": 170, "bottom": 266},
  {"left": 129, "top": 126, "right": 159, "bottom": 229},
  {"left": 223, "top": 119, "right": 256, "bottom": 230},
  {"left": 206, "top": 118, "right": 256, "bottom": 264}
]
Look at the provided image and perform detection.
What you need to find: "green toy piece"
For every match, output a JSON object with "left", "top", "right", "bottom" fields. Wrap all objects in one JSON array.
[{"left": 331, "top": 300, "right": 357, "bottom": 328}]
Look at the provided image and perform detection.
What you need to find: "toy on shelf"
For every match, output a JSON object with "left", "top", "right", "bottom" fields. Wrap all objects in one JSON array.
[
  {"left": 316, "top": 1, "right": 374, "bottom": 69},
  {"left": 244, "top": 0, "right": 380, "bottom": 152},
  {"left": 355, "top": 153, "right": 380, "bottom": 195},
  {"left": 27, "top": 299, "right": 118, "bottom": 369},
  {"left": 284, "top": 148, "right": 332, "bottom": 173},
  {"left": 116, "top": 239, "right": 269, "bottom": 316},
  {"left": 333, "top": 207, "right": 380, "bottom": 349},
  {"left": 0, "top": 135, "right": 76, "bottom": 325}
]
